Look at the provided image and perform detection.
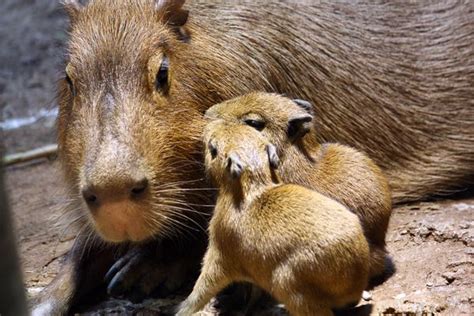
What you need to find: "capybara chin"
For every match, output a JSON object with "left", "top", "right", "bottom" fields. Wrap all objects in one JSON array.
[
  {"left": 177, "top": 121, "right": 370, "bottom": 316},
  {"left": 206, "top": 92, "right": 393, "bottom": 285},
  {"left": 33, "top": 0, "right": 472, "bottom": 314}
]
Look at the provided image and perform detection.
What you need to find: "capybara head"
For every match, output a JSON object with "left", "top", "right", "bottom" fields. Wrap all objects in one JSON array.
[
  {"left": 205, "top": 93, "right": 314, "bottom": 157},
  {"left": 203, "top": 120, "right": 280, "bottom": 188},
  {"left": 57, "top": 0, "right": 208, "bottom": 242}
]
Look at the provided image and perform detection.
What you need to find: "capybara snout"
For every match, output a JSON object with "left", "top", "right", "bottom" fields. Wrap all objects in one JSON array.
[
  {"left": 80, "top": 140, "right": 150, "bottom": 206},
  {"left": 62, "top": 104, "right": 205, "bottom": 243}
]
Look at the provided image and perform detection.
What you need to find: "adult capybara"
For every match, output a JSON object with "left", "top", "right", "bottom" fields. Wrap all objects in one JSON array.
[
  {"left": 177, "top": 120, "right": 370, "bottom": 316},
  {"left": 32, "top": 0, "right": 473, "bottom": 314},
  {"left": 205, "top": 92, "right": 392, "bottom": 285}
]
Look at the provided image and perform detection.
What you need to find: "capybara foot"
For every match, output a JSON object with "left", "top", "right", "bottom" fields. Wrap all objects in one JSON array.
[
  {"left": 368, "top": 253, "right": 396, "bottom": 288},
  {"left": 105, "top": 244, "right": 194, "bottom": 301}
]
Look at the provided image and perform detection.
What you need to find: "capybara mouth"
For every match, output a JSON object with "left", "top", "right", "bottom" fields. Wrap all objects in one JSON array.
[
  {"left": 83, "top": 176, "right": 211, "bottom": 243},
  {"left": 89, "top": 199, "right": 157, "bottom": 243}
]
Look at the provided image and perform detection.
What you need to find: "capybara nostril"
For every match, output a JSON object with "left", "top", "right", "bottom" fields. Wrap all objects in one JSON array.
[
  {"left": 130, "top": 178, "right": 149, "bottom": 197},
  {"left": 226, "top": 153, "right": 243, "bottom": 179},
  {"left": 82, "top": 188, "right": 99, "bottom": 205},
  {"left": 81, "top": 175, "right": 149, "bottom": 205}
]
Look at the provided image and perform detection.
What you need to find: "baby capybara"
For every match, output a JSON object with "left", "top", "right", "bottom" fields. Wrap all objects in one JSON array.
[
  {"left": 177, "top": 120, "right": 369, "bottom": 316},
  {"left": 206, "top": 92, "right": 393, "bottom": 285}
]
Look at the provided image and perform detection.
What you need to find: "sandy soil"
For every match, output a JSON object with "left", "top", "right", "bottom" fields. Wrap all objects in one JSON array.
[{"left": 5, "top": 160, "right": 473, "bottom": 315}]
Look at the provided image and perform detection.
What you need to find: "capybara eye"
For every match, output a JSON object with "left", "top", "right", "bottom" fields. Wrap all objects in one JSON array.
[
  {"left": 244, "top": 119, "right": 265, "bottom": 131},
  {"left": 155, "top": 56, "right": 169, "bottom": 93},
  {"left": 65, "top": 73, "right": 76, "bottom": 96},
  {"left": 209, "top": 142, "right": 218, "bottom": 159}
]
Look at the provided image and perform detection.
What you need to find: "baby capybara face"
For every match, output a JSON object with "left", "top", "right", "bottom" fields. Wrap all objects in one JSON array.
[
  {"left": 57, "top": 0, "right": 205, "bottom": 242},
  {"left": 203, "top": 120, "right": 279, "bottom": 186},
  {"left": 205, "top": 93, "right": 314, "bottom": 153}
]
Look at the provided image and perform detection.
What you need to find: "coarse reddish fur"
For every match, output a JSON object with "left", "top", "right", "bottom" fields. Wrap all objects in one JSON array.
[
  {"left": 33, "top": 0, "right": 473, "bottom": 314},
  {"left": 60, "top": 0, "right": 474, "bottom": 203}
]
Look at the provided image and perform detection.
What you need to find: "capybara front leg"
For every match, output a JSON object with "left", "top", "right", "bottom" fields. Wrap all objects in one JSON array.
[{"left": 176, "top": 247, "right": 231, "bottom": 315}]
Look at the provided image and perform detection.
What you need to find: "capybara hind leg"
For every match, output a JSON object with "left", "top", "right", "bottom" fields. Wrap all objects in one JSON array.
[
  {"left": 369, "top": 246, "right": 387, "bottom": 282},
  {"left": 369, "top": 247, "right": 395, "bottom": 287},
  {"left": 176, "top": 247, "right": 231, "bottom": 315}
]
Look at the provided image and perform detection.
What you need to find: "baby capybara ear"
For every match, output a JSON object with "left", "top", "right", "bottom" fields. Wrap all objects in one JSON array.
[
  {"left": 266, "top": 144, "right": 280, "bottom": 169},
  {"left": 292, "top": 99, "right": 313, "bottom": 114},
  {"left": 226, "top": 153, "right": 244, "bottom": 179},
  {"left": 287, "top": 114, "right": 313, "bottom": 140},
  {"left": 208, "top": 141, "right": 218, "bottom": 159}
]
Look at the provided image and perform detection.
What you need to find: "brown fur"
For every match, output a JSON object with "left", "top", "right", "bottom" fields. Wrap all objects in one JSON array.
[
  {"left": 177, "top": 121, "right": 370, "bottom": 316},
  {"left": 206, "top": 92, "right": 392, "bottom": 283},
  {"left": 57, "top": 1, "right": 210, "bottom": 243},
  {"left": 34, "top": 0, "right": 473, "bottom": 314}
]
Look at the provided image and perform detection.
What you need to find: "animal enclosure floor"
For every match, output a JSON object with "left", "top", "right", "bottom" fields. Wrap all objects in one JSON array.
[{"left": 5, "top": 160, "right": 473, "bottom": 315}]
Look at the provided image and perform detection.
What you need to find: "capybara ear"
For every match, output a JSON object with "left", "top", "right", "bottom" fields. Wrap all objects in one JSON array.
[
  {"left": 287, "top": 114, "right": 313, "bottom": 140},
  {"left": 226, "top": 153, "right": 244, "bottom": 179},
  {"left": 292, "top": 99, "right": 314, "bottom": 115},
  {"left": 266, "top": 144, "right": 280, "bottom": 169},
  {"left": 62, "top": 0, "right": 83, "bottom": 21},
  {"left": 155, "top": 0, "right": 189, "bottom": 27},
  {"left": 208, "top": 141, "right": 218, "bottom": 159},
  {"left": 204, "top": 106, "right": 218, "bottom": 120}
]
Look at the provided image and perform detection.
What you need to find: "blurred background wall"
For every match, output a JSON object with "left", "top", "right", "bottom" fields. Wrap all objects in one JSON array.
[{"left": 0, "top": 0, "right": 68, "bottom": 155}]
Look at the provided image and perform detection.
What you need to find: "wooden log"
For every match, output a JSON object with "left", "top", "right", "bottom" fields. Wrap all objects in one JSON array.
[{"left": 2, "top": 144, "right": 58, "bottom": 167}]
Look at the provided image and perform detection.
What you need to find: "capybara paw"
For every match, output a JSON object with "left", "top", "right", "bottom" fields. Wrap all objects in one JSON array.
[
  {"left": 104, "top": 245, "right": 189, "bottom": 301},
  {"left": 368, "top": 252, "right": 396, "bottom": 288},
  {"left": 105, "top": 246, "right": 156, "bottom": 299}
]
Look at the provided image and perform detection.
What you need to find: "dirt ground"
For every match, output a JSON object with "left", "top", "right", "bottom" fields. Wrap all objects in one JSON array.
[{"left": 5, "top": 159, "right": 473, "bottom": 315}]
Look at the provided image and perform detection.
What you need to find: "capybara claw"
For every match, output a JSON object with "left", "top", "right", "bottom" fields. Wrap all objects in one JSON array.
[{"left": 105, "top": 247, "right": 154, "bottom": 298}]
